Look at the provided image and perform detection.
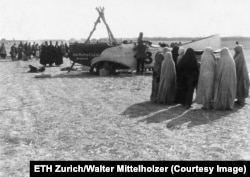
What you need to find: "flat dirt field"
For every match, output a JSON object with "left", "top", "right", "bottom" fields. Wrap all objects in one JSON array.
[{"left": 1, "top": 40, "right": 250, "bottom": 176}]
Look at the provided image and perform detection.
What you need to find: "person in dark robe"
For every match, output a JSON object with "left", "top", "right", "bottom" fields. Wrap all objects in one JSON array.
[
  {"left": 31, "top": 42, "right": 36, "bottom": 57},
  {"left": 0, "top": 43, "right": 7, "bottom": 59},
  {"left": 133, "top": 32, "right": 148, "bottom": 74},
  {"left": 150, "top": 47, "right": 169, "bottom": 103},
  {"left": 10, "top": 43, "right": 18, "bottom": 60},
  {"left": 48, "top": 41, "right": 55, "bottom": 66},
  {"left": 177, "top": 48, "right": 199, "bottom": 108},
  {"left": 174, "top": 47, "right": 186, "bottom": 104},
  {"left": 54, "top": 41, "right": 63, "bottom": 66},
  {"left": 213, "top": 47, "right": 236, "bottom": 110},
  {"left": 233, "top": 44, "right": 249, "bottom": 105},
  {"left": 135, "top": 40, "right": 147, "bottom": 74},
  {"left": 23, "top": 42, "right": 28, "bottom": 58},
  {"left": 34, "top": 44, "right": 40, "bottom": 59},
  {"left": 17, "top": 42, "right": 23, "bottom": 60},
  {"left": 22, "top": 50, "right": 28, "bottom": 61},
  {"left": 27, "top": 42, "right": 32, "bottom": 59},
  {"left": 40, "top": 41, "right": 49, "bottom": 66},
  {"left": 156, "top": 51, "right": 177, "bottom": 104},
  {"left": 171, "top": 46, "right": 179, "bottom": 66},
  {"left": 65, "top": 43, "right": 69, "bottom": 57}
]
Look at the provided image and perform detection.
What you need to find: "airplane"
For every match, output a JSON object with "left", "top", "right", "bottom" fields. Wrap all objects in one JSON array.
[
  {"left": 68, "top": 7, "right": 221, "bottom": 74},
  {"left": 91, "top": 34, "right": 221, "bottom": 71}
]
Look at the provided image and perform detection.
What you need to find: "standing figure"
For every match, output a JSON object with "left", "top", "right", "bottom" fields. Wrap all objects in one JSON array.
[
  {"left": 171, "top": 46, "right": 179, "bottom": 66},
  {"left": 196, "top": 47, "right": 216, "bottom": 109},
  {"left": 150, "top": 47, "right": 169, "bottom": 103},
  {"left": 177, "top": 48, "right": 199, "bottom": 108},
  {"left": 54, "top": 41, "right": 63, "bottom": 66},
  {"left": 23, "top": 42, "right": 28, "bottom": 59},
  {"left": 48, "top": 41, "right": 55, "bottom": 66},
  {"left": 10, "top": 43, "right": 18, "bottom": 60},
  {"left": 65, "top": 43, "right": 69, "bottom": 57},
  {"left": 213, "top": 47, "right": 237, "bottom": 110},
  {"left": 18, "top": 42, "right": 23, "bottom": 60},
  {"left": 177, "top": 47, "right": 185, "bottom": 65},
  {"left": 35, "top": 44, "right": 40, "bottom": 58},
  {"left": 174, "top": 47, "right": 186, "bottom": 103},
  {"left": 233, "top": 44, "right": 249, "bottom": 105},
  {"left": 60, "top": 41, "right": 66, "bottom": 57},
  {"left": 156, "top": 51, "right": 177, "bottom": 104},
  {"left": 27, "top": 42, "right": 32, "bottom": 59},
  {"left": 32, "top": 42, "right": 36, "bottom": 57},
  {"left": 40, "top": 41, "right": 49, "bottom": 66},
  {"left": 134, "top": 32, "right": 147, "bottom": 74},
  {"left": 0, "top": 43, "right": 7, "bottom": 59}
]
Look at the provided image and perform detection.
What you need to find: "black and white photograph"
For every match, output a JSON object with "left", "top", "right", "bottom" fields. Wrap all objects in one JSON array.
[{"left": 0, "top": 0, "right": 250, "bottom": 176}]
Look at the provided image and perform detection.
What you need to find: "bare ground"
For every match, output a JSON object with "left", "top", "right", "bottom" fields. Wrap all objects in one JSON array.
[{"left": 0, "top": 58, "right": 250, "bottom": 177}]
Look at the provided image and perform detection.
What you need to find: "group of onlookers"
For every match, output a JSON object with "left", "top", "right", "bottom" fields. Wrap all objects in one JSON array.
[
  {"left": 150, "top": 44, "right": 249, "bottom": 110},
  {"left": 16, "top": 42, "right": 40, "bottom": 60},
  {"left": 0, "top": 41, "right": 41, "bottom": 60},
  {"left": 0, "top": 41, "right": 69, "bottom": 67},
  {"left": 39, "top": 41, "right": 69, "bottom": 67}
]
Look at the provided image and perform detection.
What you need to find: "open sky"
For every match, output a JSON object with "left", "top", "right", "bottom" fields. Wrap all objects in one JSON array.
[{"left": 0, "top": 0, "right": 250, "bottom": 40}]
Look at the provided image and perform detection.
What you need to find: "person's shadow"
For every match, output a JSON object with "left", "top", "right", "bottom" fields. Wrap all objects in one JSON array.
[
  {"left": 121, "top": 101, "right": 170, "bottom": 119},
  {"left": 165, "top": 104, "right": 245, "bottom": 129},
  {"left": 121, "top": 101, "right": 246, "bottom": 129}
]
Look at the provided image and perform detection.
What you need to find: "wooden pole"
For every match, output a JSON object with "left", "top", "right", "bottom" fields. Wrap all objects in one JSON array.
[
  {"left": 97, "top": 7, "right": 117, "bottom": 45},
  {"left": 69, "top": 8, "right": 101, "bottom": 72},
  {"left": 85, "top": 8, "right": 102, "bottom": 44}
]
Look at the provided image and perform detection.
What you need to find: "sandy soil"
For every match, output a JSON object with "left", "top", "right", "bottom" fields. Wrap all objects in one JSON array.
[{"left": 0, "top": 57, "right": 250, "bottom": 177}]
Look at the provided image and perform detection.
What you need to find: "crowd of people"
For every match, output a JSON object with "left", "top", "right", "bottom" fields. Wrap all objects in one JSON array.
[
  {"left": 2, "top": 35, "right": 249, "bottom": 111},
  {"left": 39, "top": 41, "right": 69, "bottom": 67},
  {"left": 8, "top": 42, "right": 41, "bottom": 60},
  {"left": 150, "top": 43, "right": 249, "bottom": 110},
  {"left": 0, "top": 41, "right": 69, "bottom": 67}
]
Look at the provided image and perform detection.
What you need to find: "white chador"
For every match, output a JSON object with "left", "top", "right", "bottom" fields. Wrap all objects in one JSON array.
[
  {"left": 156, "top": 52, "right": 176, "bottom": 104},
  {"left": 213, "top": 47, "right": 237, "bottom": 110},
  {"left": 196, "top": 47, "right": 216, "bottom": 109}
]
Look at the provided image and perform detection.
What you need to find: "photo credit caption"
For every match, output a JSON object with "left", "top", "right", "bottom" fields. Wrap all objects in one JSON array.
[{"left": 30, "top": 161, "right": 249, "bottom": 177}]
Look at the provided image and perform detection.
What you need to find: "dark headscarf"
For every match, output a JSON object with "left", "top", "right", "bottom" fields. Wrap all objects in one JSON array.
[
  {"left": 177, "top": 48, "right": 199, "bottom": 74},
  {"left": 171, "top": 46, "right": 179, "bottom": 65}
]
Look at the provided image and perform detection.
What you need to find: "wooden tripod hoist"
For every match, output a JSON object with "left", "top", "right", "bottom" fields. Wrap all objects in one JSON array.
[
  {"left": 68, "top": 7, "right": 117, "bottom": 72},
  {"left": 85, "top": 7, "right": 117, "bottom": 45}
]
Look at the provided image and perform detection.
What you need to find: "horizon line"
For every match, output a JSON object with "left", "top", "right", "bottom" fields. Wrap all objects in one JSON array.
[{"left": 1, "top": 35, "right": 250, "bottom": 41}]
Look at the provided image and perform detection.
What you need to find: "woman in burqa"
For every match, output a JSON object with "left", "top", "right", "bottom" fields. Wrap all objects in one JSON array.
[
  {"left": 174, "top": 47, "right": 185, "bottom": 104},
  {"left": 156, "top": 51, "right": 176, "bottom": 104},
  {"left": 196, "top": 47, "right": 216, "bottom": 109},
  {"left": 213, "top": 47, "right": 236, "bottom": 110},
  {"left": 171, "top": 46, "right": 179, "bottom": 65},
  {"left": 233, "top": 44, "right": 249, "bottom": 105},
  {"left": 177, "top": 47, "right": 185, "bottom": 65},
  {"left": 151, "top": 47, "right": 170, "bottom": 102},
  {"left": 177, "top": 48, "right": 199, "bottom": 108},
  {"left": 40, "top": 41, "right": 48, "bottom": 66}
]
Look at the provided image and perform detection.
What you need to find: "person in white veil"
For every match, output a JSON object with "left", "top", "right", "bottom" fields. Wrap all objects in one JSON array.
[
  {"left": 233, "top": 44, "right": 249, "bottom": 105},
  {"left": 213, "top": 47, "right": 237, "bottom": 110},
  {"left": 177, "top": 47, "right": 185, "bottom": 65},
  {"left": 156, "top": 51, "right": 176, "bottom": 104},
  {"left": 196, "top": 47, "right": 216, "bottom": 109},
  {"left": 151, "top": 47, "right": 170, "bottom": 102}
]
